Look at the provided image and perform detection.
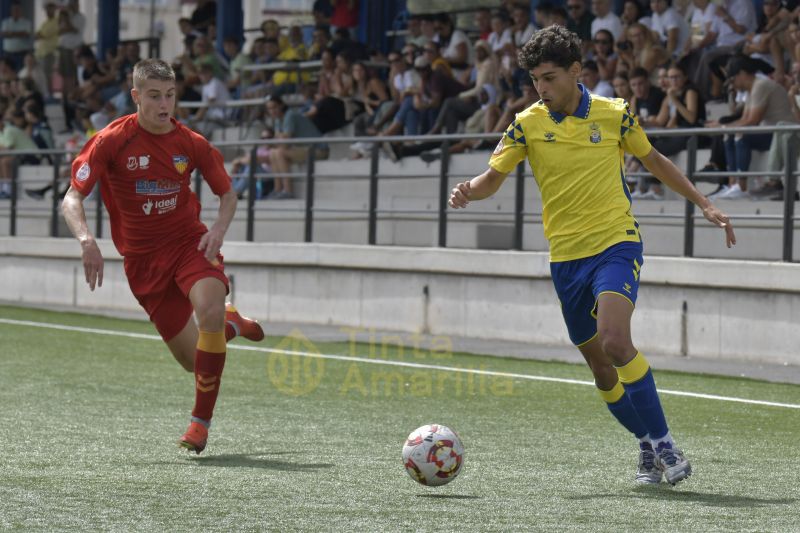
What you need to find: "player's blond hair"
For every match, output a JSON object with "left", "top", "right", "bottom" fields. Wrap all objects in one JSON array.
[{"left": 132, "top": 58, "right": 175, "bottom": 89}]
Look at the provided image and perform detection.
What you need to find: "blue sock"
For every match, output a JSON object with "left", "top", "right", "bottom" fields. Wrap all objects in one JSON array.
[
  {"left": 617, "top": 353, "right": 669, "bottom": 441},
  {"left": 598, "top": 381, "right": 649, "bottom": 439}
]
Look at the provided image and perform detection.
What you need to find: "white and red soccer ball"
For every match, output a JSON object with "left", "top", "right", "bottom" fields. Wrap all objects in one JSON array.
[{"left": 402, "top": 424, "right": 464, "bottom": 486}]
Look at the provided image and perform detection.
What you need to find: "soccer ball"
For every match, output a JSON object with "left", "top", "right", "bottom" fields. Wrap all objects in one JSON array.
[{"left": 402, "top": 424, "right": 464, "bottom": 486}]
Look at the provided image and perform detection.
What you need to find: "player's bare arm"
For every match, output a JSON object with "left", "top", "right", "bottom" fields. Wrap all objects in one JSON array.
[
  {"left": 61, "top": 186, "right": 104, "bottom": 290},
  {"left": 639, "top": 147, "right": 736, "bottom": 248},
  {"left": 197, "top": 188, "right": 238, "bottom": 261},
  {"left": 449, "top": 167, "right": 509, "bottom": 208}
]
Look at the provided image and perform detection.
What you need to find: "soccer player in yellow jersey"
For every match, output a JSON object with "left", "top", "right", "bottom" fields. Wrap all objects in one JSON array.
[{"left": 450, "top": 26, "right": 736, "bottom": 486}]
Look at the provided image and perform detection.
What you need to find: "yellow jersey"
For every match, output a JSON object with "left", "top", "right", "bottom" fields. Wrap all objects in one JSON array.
[{"left": 489, "top": 84, "right": 653, "bottom": 262}]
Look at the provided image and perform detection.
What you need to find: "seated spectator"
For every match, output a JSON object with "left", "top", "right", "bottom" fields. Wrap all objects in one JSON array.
[
  {"left": 0, "top": 107, "right": 39, "bottom": 199},
  {"left": 19, "top": 52, "right": 49, "bottom": 99},
  {"left": 229, "top": 127, "right": 275, "bottom": 199},
  {"left": 488, "top": 9, "right": 514, "bottom": 54},
  {"left": 617, "top": 22, "right": 669, "bottom": 75},
  {"left": 490, "top": 75, "right": 539, "bottom": 135},
  {"left": 761, "top": 59, "right": 800, "bottom": 200},
  {"left": 649, "top": 0, "right": 690, "bottom": 58},
  {"left": 567, "top": 0, "right": 595, "bottom": 56},
  {"left": 381, "top": 55, "right": 467, "bottom": 159},
  {"left": 612, "top": 71, "right": 633, "bottom": 100},
  {"left": 711, "top": 56, "right": 790, "bottom": 200},
  {"left": 549, "top": 6, "right": 569, "bottom": 27},
  {"left": 580, "top": 59, "right": 614, "bottom": 97},
  {"left": 264, "top": 95, "right": 324, "bottom": 199},
  {"left": 376, "top": 51, "right": 423, "bottom": 137},
  {"left": 475, "top": 8, "right": 492, "bottom": 41},
  {"left": 351, "top": 61, "right": 390, "bottom": 146},
  {"left": 224, "top": 36, "right": 252, "bottom": 96},
  {"left": 591, "top": 0, "right": 624, "bottom": 42},
  {"left": 631, "top": 61, "right": 705, "bottom": 199},
  {"left": 308, "top": 25, "right": 332, "bottom": 61},
  {"left": 25, "top": 103, "right": 53, "bottom": 152},
  {"left": 589, "top": 29, "right": 618, "bottom": 80},
  {"left": 306, "top": 51, "right": 356, "bottom": 133},
  {"left": 621, "top": 0, "right": 650, "bottom": 38},
  {"left": 692, "top": 0, "right": 756, "bottom": 101},
  {"left": 533, "top": 1, "right": 553, "bottom": 30},
  {"left": 511, "top": 4, "right": 536, "bottom": 48},
  {"left": 315, "top": 49, "right": 337, "bottom": 99},
  {"left": 741, "top": 0, "right": 790, "bottom": 81},
  {"left": 190, "top": 0, "right": 216, "bottom": 35},
  {"left": 406, "top": 14, "right": 430, "bottom": 48},
  {"left": 435, "top": 14, "right": 473, "bottom": 81},
  {"left": 629, "top": 66, "right": 666, "bottom": 126},
  {"left": 191, "top": 63, "right": 230, "bottom": 137},
  {"left": 429, "top": 40, "right": 497, "bottom": 135}
]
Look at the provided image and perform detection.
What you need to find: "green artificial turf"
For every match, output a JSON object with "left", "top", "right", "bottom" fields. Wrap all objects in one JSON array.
[{"left": 1, "top": 305, "right": 798, "bottom": 532}]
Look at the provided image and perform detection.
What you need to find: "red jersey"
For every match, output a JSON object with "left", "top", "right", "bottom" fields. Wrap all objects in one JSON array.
[{"left": 70, "top": 115, "right": 231, "bottom": 257}]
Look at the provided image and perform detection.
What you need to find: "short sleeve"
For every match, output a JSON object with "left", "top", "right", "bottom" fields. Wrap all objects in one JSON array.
[
  {"left": 194, "top": 136, "right": 232, "bottom": 196},
  {"left": 488, "top": 117, "right": 528, "bottom": 174},
  {"left": 70, "top": 133, "right": 109, "bottom": 196},
  {"left": 619, "top": 102, "right": 652, "bottom": 159}
]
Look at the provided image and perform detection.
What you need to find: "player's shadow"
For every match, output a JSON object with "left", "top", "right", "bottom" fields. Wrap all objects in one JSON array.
[
  {"left": 187, "top": 452, "right": 334, "bottom": 472},
  {"left": 416, "top": 494, "right": 482, "bottom": 499},
  {"left": 570, "top": 486, "right": 796, "bottom": 508}
]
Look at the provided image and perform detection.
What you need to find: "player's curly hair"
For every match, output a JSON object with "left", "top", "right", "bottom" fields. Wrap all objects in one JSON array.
[{"left": 517, "top": 25, "right": 582, "bottom": 71}]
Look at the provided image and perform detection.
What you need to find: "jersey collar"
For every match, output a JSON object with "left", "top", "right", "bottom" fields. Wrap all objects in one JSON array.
[{"left": 548, "top": 83, "right": 592, "bottom": 124}]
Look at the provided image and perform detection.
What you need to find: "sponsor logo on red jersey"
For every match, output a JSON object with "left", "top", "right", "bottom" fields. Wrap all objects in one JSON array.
[{"left": 135, "top": 179, "right": 181, "bottom": 196}]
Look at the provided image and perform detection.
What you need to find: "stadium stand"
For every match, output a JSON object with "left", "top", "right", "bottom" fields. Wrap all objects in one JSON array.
[{"left": 3, "top": 0, "right": 800, "bottom": 261}]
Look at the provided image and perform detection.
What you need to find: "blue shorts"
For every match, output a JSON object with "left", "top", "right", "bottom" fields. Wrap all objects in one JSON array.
[{"left": 550, "top": 241, "right": 644, "bottom": 346}]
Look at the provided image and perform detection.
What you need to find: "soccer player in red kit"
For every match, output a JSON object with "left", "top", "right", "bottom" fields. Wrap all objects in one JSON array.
[{"left": 61, "top": 58, "right": 263, "bottom": 454}]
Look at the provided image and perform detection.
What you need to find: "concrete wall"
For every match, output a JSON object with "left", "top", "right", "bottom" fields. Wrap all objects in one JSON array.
[{"left": 2, "top": 237, "right": 799, "bottom": 366}]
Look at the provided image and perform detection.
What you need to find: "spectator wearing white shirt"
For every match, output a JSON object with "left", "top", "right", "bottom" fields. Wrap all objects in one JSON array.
[
  {"left": 590, "top": 0, "right": 624, "bottom": 42},
  {"left": 0, "top": 1, "right": 33, "bottom": 71},
  {"left": 511, "top": 5, "right": 536, "bottom": 48},
  {"left": 581, "top": 59, "right": 615, "bottom": 97},
  {"left": 192, "top": 63, "right": 230, "bottom": 137},
  {"left": 649, "top": 0, "right": 690, "bottom": 58},
  {"left": 435, "top": 14, "right": 473, "bottom": 82},
  {"left": 488, "top": 10, "right": 513, "bottom": 54},
  {"left": 692, "top": 0, "right": 756, "bottom": 100}
]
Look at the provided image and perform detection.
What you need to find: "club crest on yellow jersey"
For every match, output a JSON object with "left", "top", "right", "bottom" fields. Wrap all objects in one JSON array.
[{"left": 589, "top": 122, "right": 601, "bottom": 144}]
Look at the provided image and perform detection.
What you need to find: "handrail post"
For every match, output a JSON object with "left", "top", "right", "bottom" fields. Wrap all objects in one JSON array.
[
  {"left": 50, "top": 153, "right": 62, "bottom": 237},
  {"left": 683, "top": 135, "right": 698, "bottom": 257},
  {"left": 782, "top": 133, "right": 796, "bottom": 262},
  {"left": 94, "top": 185, "right": 103, "bottom": 238},
  {"left": 437, "top": 140, "right": 451, "bottom": 247},
  {"left": 9, "top": 156, "right": 18, "bottom": 236},
  {"left": 368, "top": 141, "right": 380, "bottom": 245},
  {"left": 194, "top": 169, "right": 202, "bottom": 203},
  {"left": 513, "top": 161, "right": 525, "bottom": 250},
  {"left": 246, "top": 145, "right": 257, "bottom": 242},
  {"left": 304, "top": 144, "right": 317, "bottom": 243}
]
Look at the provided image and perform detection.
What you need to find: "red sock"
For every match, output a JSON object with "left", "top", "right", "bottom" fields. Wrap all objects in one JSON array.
[
  {"left": 224, "top": 322, "right": 237, "bottom": 342},
  {"left": 192, "top": 330, "right": 227, "bottom": 423}
]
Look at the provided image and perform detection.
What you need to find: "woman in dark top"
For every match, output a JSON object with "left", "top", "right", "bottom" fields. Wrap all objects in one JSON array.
[{"left": 632, "top": 61, "right": 705, "bottom": 199}]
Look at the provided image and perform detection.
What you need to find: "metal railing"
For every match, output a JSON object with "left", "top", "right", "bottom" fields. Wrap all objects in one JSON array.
[{"left": 2, "top": 124, "right": 798, "bottom": 261}]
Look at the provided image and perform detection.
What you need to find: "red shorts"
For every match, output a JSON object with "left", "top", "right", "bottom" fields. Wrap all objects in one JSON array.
[{"left": 124, "top": 236, "right": 229, "bottom": 341}]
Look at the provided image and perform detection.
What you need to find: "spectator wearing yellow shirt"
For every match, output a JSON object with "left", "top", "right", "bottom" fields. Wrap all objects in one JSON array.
[{"left": 34, "top": 1, "right": 59, "bottom": 97}]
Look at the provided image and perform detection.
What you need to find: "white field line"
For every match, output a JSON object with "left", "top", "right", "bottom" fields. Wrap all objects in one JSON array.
[{"left": 2, "top": 317, "right": 799, "bottom": 410}]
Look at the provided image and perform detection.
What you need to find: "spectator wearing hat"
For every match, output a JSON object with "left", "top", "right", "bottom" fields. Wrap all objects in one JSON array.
[{"left": 710, "top": 56, "right": 793, "bottom": 200}]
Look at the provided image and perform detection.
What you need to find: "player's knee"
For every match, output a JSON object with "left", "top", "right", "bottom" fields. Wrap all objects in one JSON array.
[
  {"left": 194, "top": 301, "right": 225, "bottom": 331},
  {"left": 598, "top": 330, "right": 633, "bottom": 361}
]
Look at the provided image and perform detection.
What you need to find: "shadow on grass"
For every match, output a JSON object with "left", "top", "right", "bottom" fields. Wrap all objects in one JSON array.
[
  {"left": 183, "top": 452, "right": 334, "bottom": 472},
  {"left": 416, "top": 494, "right": 482, "bottom": 500},
  {"left": 569, "top": 486, "right": 796, "bottom": 508}
]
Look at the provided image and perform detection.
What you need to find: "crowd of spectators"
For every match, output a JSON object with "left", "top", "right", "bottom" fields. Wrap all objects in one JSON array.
[{"left": 4, "top": 0, "right": 800, "bottom": 202}]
